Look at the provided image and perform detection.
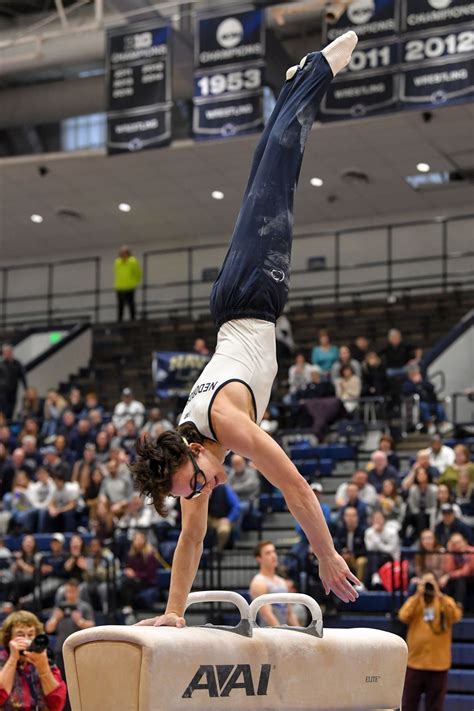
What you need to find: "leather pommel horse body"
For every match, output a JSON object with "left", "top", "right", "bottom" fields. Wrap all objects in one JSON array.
[{"left": 63, "top": 591, "right": 408, "bottom": 711}]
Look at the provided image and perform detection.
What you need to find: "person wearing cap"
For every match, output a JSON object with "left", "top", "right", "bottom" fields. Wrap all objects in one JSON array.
[
  {"left": 428, "top": 435, "right": 455, "bottom": 475},
  {"left": 434, "top": 504, "right": 473, "bottom": 548},
  {"left": 112, "top": 388, "right": 145, "bottom": 435}
]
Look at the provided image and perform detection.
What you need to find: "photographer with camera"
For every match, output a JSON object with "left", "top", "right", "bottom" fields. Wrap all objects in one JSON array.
[
  {"left": 399, "top": 572, "right": 462, "bottom": 711},
  {"left": 0, "top": 610, "right": 66, "bottom": 710}
]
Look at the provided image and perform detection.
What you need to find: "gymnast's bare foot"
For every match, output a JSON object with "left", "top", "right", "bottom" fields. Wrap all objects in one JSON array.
[{"left": 286, "top": 31, "right": 358, "bottom": 81}]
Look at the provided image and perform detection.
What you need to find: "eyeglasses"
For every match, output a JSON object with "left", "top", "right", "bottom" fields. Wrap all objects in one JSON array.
[{"left": 180, "top": 449, "right": 207, "bottom": 500}]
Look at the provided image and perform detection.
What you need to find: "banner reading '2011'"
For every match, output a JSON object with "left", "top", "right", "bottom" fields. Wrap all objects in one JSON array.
[
  {"left": 193, "top": 9, "right": 266, "bottom": 140},
  {"left": 106, "top": 23, "right": 172, "bottom": 154}
]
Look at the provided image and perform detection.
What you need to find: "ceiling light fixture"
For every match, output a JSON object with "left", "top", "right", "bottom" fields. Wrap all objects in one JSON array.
[
  {"left": 310, "top": 177, "right": 324, "bottom": 187},
  {"left": 211, "top": 191, "right": 224, "bottom": 200},
  {"left": 416, "top": 163, "right": 430, "bottom": 173},
  {"left": 30, "top": 214, "right": 43, "bottom": 223},
  {"left": 118, "top": 203, "right": 131, "bottom": 212}
]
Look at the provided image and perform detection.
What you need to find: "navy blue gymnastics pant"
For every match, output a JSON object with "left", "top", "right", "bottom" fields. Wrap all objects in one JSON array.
[{"left": 210, "top": 52, "right": 334, "bottom": 328}]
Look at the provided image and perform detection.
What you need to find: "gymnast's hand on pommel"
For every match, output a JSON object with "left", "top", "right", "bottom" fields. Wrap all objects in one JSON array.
[
  {"left": 318, "top": 551, "right": 361, "bottom": 603},
  {"left": 134, "top": 612, "right": 186, "bottom": 628}
]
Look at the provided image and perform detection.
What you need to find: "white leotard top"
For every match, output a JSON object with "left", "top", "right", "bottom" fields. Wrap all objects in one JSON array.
[{"left": 179, "top": 319, "right": 278, "bottom": 442}]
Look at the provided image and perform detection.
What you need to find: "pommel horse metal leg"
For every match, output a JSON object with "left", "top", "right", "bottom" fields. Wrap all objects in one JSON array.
[{"left": 63, "top": 591, "right": 407, "bottom": 711}]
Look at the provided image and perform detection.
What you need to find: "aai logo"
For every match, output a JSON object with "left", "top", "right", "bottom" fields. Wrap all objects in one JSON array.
[
  {"left": 216, "top": 18, "right": 244, "bottom": 48},
  {"left": 182, "top": 664, "right": 271, "bottom": 698},
  {"left": 347, "top": 0, "right": 375, "bottom": 24}
]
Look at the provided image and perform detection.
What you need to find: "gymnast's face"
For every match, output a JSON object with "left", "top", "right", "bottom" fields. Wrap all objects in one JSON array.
[{"left": 170, "top": 443, "right": 227, "bottom": 499}]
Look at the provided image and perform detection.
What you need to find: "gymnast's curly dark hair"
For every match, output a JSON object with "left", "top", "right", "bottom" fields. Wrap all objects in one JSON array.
[{"left": 130, "top": 422, "right": 205, "bottom": 516}]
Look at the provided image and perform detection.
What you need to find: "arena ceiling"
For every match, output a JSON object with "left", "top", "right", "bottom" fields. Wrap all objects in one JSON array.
[{"left": 1, "top": 101, "right": 473, "bottom": 261}]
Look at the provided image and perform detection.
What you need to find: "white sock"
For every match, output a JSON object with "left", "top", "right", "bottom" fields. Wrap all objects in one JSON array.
[{"left": 322, "top": 30, "right": 358, "bottom": 77}]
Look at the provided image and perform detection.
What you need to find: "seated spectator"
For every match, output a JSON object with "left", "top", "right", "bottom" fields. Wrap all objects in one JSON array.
[
  {"left": 365, "top": 511, "right": 400, "bottom": 588},
  {"left": 0, "top": 444, "right": 14, "bottom": 504},
  {"left": 207, "top": 484, "right": 241, "bottom": 552},
  {"left": 227, "top": 454, "right": 260, "bottom": 518},
  {"left": 21, "top": 436, "right": 41, "bottom": 477},
  {"left": 435, "top": 503, "right": 473, "bottom": 548},
  {"left": 113, "top": 388, "right": 145, "bottom": 435},
  {"left": 89, "top": 500, "right": 115, "bottom": 544},
  {"left": 141, "top": 407, "right": 173, "bottom": 438},
  {"left": 438, "top": 444, "right": 474, "bottom": 491},
  {"left": 120, "top": 419, "right": 139, "bottom": 457},
  {"left": 56, "top": 410, "right": 76, "bottom": 440},
  {"left": 99, "top": 458, "right": 134, "bottom": 518},
  {"left": 84, "top": 465, "right": 104, "bottom": 522},
  {"left": 334, "top": 364, "right": 361, "bottom": 415},
  {"left": 20, "top": 534, "right": 68, "bottom": 608},
  {"left": 120, "top": 531, "right": 159, "bottom": 622},
  {"left": 193, "top": 337, "right": 210, "bottom": 356},
  {"left": 311, "top": 329, "right": 338, "bottom": 375},
  {"left": 401, "top": 448, "right": 440, "bottom": 492},
  {"left": 288, "top": 353, "right": 313, "bottom": 400},
  {"left": 3, "top": 471, "right": 36, "bottom": 534},
  {"left": 104, "top": 422, "right": 121, "bottom": 449},
  {"left": 83, "top": 538, "right": 115, "bottom": 613},
  {"left": 11, "top": 535, "right": 38, "bottom": 605},
  {"left": 0, "top": 540, "right": 13, "bottom": 603},
  {"left": 63, "top": 534, "right": 87, "bottom": 584},
  {"left": 335, "top": 470, "right": 378, "bottom": 511},
  {"left": 300, "top": 367, "right": 335, "bottom": 399},
  {"left": 88, "top": 408, "right": 103, "bottom": 433},
  {"left": 401, "top": 466, "right": 438, "bottom": 545},
  {"left": 72, "top": 443, "right": 98, "bottom": 493},
  {"left": 38, "top": 472, "right": 79, "bottom": 533},
  {"left": 455, "top": 471, "right": 474, "bottom": 519},
  {"left": 27, "top": 465, "right": 56, "bottom": 520},
  {"left": 45, "top": 578, "right": 95, "bottom": 683},
  {"left": 339, "top": 482, "right": 367, "bottom": 524},
  {"left": 434, "top": 483, "right": 462, "bottom": 525},
  {"left": 428, "top": 435, "right": 455, "bottom": 474},
  {"left": 41, "top": 446, "right": 71, "bottom": 482},
  {"left": 19, "top": 386, "right": 43, "bottom": 421},
  {"left": 333, "top": 506, "right": 367, "bottom": 583},
  {"left": 249, "top": 541, "right": 299, "bottom": 627},
  {"left": 116, "top": 494, "right": 160, "bottom": 547},
  {"left": 367, "top": 450, "right": 398, "bottom": 493},
  {"left": 67, "top": 386, "right": 84, "bottom": 417},
  {"left": 402, "top": 365, "right": 451, "bottom": 435},
  {"left": 94, "top": 431, "right": 110, "bottom": 463},
  {"left": 412, "top": 529, "right": 444, "bottom": 586},
  {"left": 331, "top": 345, "right": 362, "bottom": 381},
  {"left": 378, "top": 433, "right": 400, "bottom": 471},
  {"left": 8, "top": 449, "right": 28, "bottom": 486},
  {"left": 260, "top": 409, "right": 278, "bottom": 435},
  {"left": 54, "top": 435, "right": 74, "bottom": 468},
  {"left": 379, "top": 328, "right": 414, "bottom": 378},
  {"left": 18, "top": 418, "right": 40, "bottom": 444},
  {"left": 80, "top": 391, "right": 103, "bottom": 418},
  {"left": 376, "top": 478, "right": 403, "bottom": 523},
  {"left": 0, "top": 609, "right": 67, "bottom": 711},
  {"left": 68, "top": 418, "right": 95, "bottom": 460},
  {"left": 439, "top": 533, "right": 474, "bottom": 609},
  {"left": 351, "top": 335, "right": 369, "bottom": 363},
  {"left": 42, "top": 390, "right": 68, "bottom": 439}
]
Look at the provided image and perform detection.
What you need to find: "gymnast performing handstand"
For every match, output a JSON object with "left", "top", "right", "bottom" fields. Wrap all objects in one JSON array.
[{"left": 131, "top": 31, "right": 360, "bottom": 627}]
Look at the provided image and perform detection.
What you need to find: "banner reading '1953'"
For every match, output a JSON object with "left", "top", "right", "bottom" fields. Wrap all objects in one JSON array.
[
  {"left": 193, "top": 9, "right": 265, "bottom": 140},
  {"left": 106, "top": 23, "right": 172, "bottom": 154}
]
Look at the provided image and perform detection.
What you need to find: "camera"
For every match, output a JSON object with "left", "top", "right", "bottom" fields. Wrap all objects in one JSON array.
[
  {"left": 59, "top": 603, "right": 78, "bottom": 617},
  {"left": 424, "top": 581, "right": 435, "bottom": 592},
  {"left": 20, "top": 633, "right": 49, "bottom": 655}
]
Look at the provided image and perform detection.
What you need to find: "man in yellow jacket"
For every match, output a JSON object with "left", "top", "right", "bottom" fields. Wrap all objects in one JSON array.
[
  {"left": 399, "top": 572, "right": 462, "bottom": 711},
  {"left": 114, "top": 245, "right": 142, "bottom": 322}
]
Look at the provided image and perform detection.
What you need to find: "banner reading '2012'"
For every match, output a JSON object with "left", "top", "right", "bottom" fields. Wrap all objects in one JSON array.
[
  {"left": 106, "top": 23, "right": 172, "bottom": 154},
  {"left": 193, "top": 9, "right": 266, "bottom": 140}
]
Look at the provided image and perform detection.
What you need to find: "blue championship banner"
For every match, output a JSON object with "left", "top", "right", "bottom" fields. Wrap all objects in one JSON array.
[
  {"left": 320, "top": 0, "right": 474, "bottom": 120},
  {"left": 193, "top": 9, "right": 265, "bottom": 140},
  {"left": 153, "top": 352, "right": 210, "bottom": 398},
  {"left": 106, "top": 23, "right": 172, "bottom": 154}
]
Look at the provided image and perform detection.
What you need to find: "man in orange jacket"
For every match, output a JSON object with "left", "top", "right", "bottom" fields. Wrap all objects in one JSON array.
[{"left": 399, "top": 572, "right": 462, "bottom": 711}]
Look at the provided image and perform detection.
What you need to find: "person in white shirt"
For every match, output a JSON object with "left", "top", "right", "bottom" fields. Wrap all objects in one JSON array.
[
  {"left": 365, "top": 511, "right": 400, "bottom": 588},
  {"left": 428, "top": 435, "right": 455, "bottom": 474},
  {"left": 288, "top": 353, "right": 314, "bottom": 398},
  {"left": 335, "top": 469, "right": 378, "bottom": 510},
  {"left": 113, "top": 388, "right": 145, "bottom": 434},
  {"left": 27, "top": 466, "right": 56, "bottom": 511}
]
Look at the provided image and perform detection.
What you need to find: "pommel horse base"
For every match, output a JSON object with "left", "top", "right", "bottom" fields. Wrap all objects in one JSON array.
[{"left": 63, "top": 591, "right": 408, "bottom": 711}]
